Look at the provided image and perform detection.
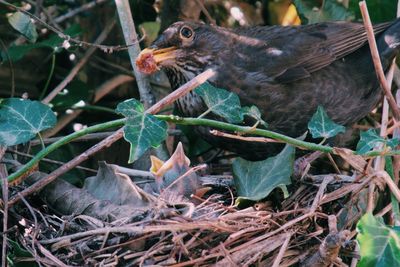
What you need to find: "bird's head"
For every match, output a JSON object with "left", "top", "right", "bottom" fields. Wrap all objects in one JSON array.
[{"left": 136, "top": 21, "right": 225, "bottom": 84}]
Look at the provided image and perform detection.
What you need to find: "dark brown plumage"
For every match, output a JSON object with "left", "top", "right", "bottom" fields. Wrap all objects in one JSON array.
[{"left": 137, "top": 20, "right": 400, "bottom": 160}]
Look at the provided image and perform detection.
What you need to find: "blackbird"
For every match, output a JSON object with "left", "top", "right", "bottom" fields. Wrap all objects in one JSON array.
[{"left": 137, "top": 20, "right": 400, "bottom": 160}]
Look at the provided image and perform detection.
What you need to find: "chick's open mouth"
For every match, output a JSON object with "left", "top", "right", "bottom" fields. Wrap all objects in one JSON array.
[{"left": 136, "top": 47, "right": 177, "bottom": 74}]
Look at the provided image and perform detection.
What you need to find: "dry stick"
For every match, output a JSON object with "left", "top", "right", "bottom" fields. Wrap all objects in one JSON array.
[
  {"left": 377, "top": 170, "right": 400, "bottom": 203},
  {"left": 359, "top": 1, "right": 400, "bottom": 121},
  {"left": 361, "top": 0, "right": 397, "bottom": 213},
  {"left": 39, "top": 220, "right": 228, "bottom": 245},
  {"left": 35, "top": 242, "right": 69, "bottom": 267},
  {"left": 42, "top": 20, "right": 116, "bottom": 104},
  {"left": 0, "top": 147, "right": 8, "bottom": 267},
  {"left": 371, "top": 61, "right": 395, "bottom": 216},
  {"left": 271, "top": 233, "right": 292, "bottom": 267},
  {"left": 43, "top": 75, "right": 134, "bottom": 137},
  {"left": 8, "top": 69, "right": 215, "bottom": 207},
  {"left": 228, "top": 176, "right": 333, "bottom": 254}
]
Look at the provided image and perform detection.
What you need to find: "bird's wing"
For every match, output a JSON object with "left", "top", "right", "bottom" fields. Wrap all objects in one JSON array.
[{"left": 232, "top": 21, "right": 391, "bottom": 83}]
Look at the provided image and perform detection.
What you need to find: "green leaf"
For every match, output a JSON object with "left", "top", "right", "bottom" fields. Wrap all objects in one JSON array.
[
  {"left": 356, "top": 129, "right": 399, "bottom": 154},
  {"left": 195, "top": 82, "right": 243, "bottom": 123},
  {"left": 116, "top": 99, "right": 167, "bottom": 163},
  {"left": 357, "top": 213, "right": 400, "bottom": 267},
  {"left": 0, "top": 98, "right": 56, "bottom": 146},
  {"left": 294, "top": 0, "right": 354, "bottom": 24},
  {"left": 308, "top": 106, "right": 345, "bottom": 139},
  {"left": 241, "top": 105, "right": 268, "bottom": 128},
  {"left": 233, "top": 144, "right": 295, "bottom": 204},
  {"left": 8, "top": 12, "right": 38, "bottom": 43}
]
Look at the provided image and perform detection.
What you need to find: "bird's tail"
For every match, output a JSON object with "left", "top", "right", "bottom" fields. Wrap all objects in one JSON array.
[{"left": 377, "top": 18, "right": 400, "bottom": 68}]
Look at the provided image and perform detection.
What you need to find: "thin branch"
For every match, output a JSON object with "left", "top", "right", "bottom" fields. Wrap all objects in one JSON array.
[
  {"left": 271, "top": 233, "right": 291, "bottom": 267},
  {"left": 115, "top": 0, "right": 155, "bottom": 108},
  {"left": 1, "top": 146, "right": 8, "bottom": 267},
  {"left": 359, "top": 1, "right": 400, "bottom": 121}
]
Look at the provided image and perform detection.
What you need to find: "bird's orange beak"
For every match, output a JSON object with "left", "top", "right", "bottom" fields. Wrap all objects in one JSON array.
[{"left": 136, "top": 46, "right": 177, "bottom": 74}]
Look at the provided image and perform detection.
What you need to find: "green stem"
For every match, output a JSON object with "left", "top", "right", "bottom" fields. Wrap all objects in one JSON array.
[
  {"left": 6, "top": 115, "right": 400, "bottom": 185},
  {"left": 156, "top": 115, "right": 333, "bottom": 153},
  {"left": 40, "top": 52, "right": 56, "bottom": 100},
  {"left": 6, "top": 118, "right": 126, "bottom": 184},
  {"left": 155, "top": 115, "right": 400, "bottom": 158},
  {"left": 37, "top": 132, "right": 45, "bottom": 150}
]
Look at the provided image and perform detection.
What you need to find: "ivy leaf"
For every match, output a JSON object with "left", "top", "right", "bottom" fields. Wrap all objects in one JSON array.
[
  {"left": 293, "top": 0, "right": 354, "bottom": 24},
  {"left": 195, "top": 82, "right": 243, "bottom": 123},
  {"left": 8, "top": 12, "right": 38, "bottom": 43},
  {"left": 0, "top": 98, "right": 56, "bottom": 146},
  {"left": 357, "top": 213, "right": 400, "bottom": 267},
  {"left": 233, "top": 144, "right": 295, "bottom": 204},
  {"left": 356, "top": 129, "right": 399, "bottom": 155},
  {"left": 308, "top": 106, "right": 345, "bottom": 139},
  {"left": 241, "top": 105, "right": 268, "bottom": 128},
  {"left": 116, "top": 99, "right": 167, "bottom": 163}
]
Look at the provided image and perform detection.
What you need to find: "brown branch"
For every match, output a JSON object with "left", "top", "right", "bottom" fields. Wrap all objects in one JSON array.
[
  {"left": 8, "top": 69, "right": 215, "bottom": 207},
  {"left": 359, "top": 1, "right": 400, "bottom": 121},
  {"left": 0, "top": 146, "right": 8, "bottom": 267},
  {"left": 271, "top": 233, "right": 292, "bottom": 267}
]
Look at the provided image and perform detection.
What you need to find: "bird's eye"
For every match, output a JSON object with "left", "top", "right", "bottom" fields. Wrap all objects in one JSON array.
[{"left": 180, "top": 26, "right": 194, "bottom": 39}]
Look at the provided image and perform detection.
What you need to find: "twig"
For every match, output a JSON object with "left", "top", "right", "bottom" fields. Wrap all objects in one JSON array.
[
  {"left": 7, "top": 69, "right": 215, "bottom": 206},
  {"left": 42, "top": 20, "right": 115, "bottom": 104},
  {"left": 115, "top": 0, "right": 155, "bottom": 108},
  {"left": 271, "top": 233, "right": 292, "bottom": 267},
  {"left": 377, "top": 170, "right": 400, "bottom": 203},
  {"left": 1, "top": 147, "right": 8, "bottom": 267},
  {"left": 111, "top": 165, "right": 153, "bottom": 178},
  {"left": 359, "top": 1, "right": 400, "bottom": 121},
  {"left": 39, "top": 221, "right": 232, "bottom": 245},
  {"left": 35, "top": 242, "right": 69, "bottom": 267},
  {"left": 229, "top": 177, "right": 333, "bottom": 254}
]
